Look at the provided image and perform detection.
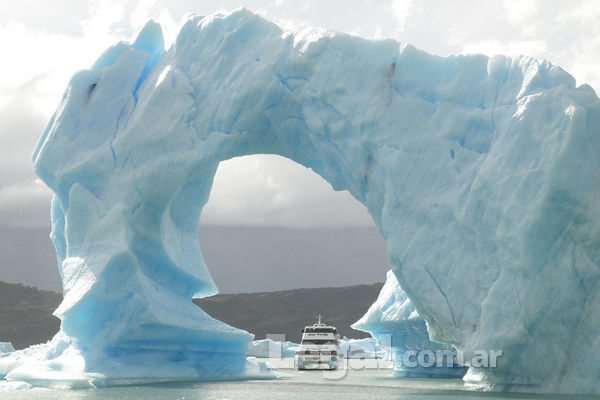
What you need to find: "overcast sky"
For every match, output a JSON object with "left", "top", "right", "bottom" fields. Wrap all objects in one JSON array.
[{"left": 1, "top": 0, "right": 599, "bottom": 230}]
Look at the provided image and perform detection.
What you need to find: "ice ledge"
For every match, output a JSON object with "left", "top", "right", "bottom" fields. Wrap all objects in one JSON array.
[{"left": 0, "top": 333, "right": 276, "bottom": 389}]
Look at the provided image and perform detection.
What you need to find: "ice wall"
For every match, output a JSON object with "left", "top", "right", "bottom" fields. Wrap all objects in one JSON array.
[
  {"left": 4, "top": 9, "right": 600, "bottom": 393},
  {"left": 353, "top": 270, "right": 466, "bottom": 378}
]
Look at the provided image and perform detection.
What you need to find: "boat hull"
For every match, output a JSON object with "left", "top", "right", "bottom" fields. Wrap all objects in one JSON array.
[{"left": 296, "top": 355, "right": 338, "bottom": 370}]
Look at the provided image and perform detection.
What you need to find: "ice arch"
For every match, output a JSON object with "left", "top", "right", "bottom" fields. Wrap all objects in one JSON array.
[{"left": 10, "top": 9, "right": 600, "bottom": 394}]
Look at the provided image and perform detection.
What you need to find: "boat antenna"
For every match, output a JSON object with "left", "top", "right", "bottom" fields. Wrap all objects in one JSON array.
[{"left": 317, "top": 314, "right": 323, "bottom": 325}]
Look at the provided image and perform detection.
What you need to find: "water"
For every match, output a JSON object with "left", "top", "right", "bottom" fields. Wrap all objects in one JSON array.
[{"left": 1, "top": 360, "right": 598, "bottom": 400}]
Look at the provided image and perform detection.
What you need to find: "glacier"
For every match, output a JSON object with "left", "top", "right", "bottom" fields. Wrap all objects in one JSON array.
[
  {"left": 353, "top": 270, "right": 467, "bottom": 378},
  {"left": 1, "top": 8, "right": 599, "bottom": 394}
]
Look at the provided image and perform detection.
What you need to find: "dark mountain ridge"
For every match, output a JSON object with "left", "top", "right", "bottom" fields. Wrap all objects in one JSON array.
[{"left": 0, "top": 281, "right": 382, "bottom": 349}]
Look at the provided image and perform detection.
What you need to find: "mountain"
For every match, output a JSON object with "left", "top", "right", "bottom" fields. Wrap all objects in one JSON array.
[
  {"left": 194, "top": 282, "right": 384, "bottom": 343},
  {"left": 0, "top": 281, "right": 382, "bottom": 349},
  {"left": 0, "top": 281, "right": 61, "bottom": 349}
]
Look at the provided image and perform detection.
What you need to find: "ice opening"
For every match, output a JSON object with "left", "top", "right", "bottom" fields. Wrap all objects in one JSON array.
[{"left": 198, "top": 154, "right": 388, "bottom": 294}]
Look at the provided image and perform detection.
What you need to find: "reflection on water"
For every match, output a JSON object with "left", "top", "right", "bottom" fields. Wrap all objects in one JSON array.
[{"left": 1, "top": 360, "right": 599, "bottom": 400}]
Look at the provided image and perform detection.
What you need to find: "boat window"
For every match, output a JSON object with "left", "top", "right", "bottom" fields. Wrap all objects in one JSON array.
[
  {"left": 305, "top": 328, "right": 335, "bottom": 333},
  {"left": 302, "top": 339, "right": 337, "bottom": 345}
]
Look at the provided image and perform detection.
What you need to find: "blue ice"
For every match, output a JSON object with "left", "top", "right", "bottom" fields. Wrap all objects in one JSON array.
[{"left": 1, "top": 9, "right": 599, "bottom": 394}]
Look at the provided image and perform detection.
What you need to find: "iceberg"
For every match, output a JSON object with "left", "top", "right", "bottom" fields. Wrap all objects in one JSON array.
[
  {"left": 353, "top": 271, "right": 467, "bottom": 378},
  {"left": 2, "top": 8, "right": 600, "bottom": 394},
  {"left": 0, "top": 343, "right": 14, "bottom": 354},
  {"left": 0, "top": 380, "right": 32, "bottom": 391},
  {"left": 338, "top": 337, "right": 386, "bottom": 359},
  {"left": 246, "top": 339, "right": 299, "bottom": 358}
]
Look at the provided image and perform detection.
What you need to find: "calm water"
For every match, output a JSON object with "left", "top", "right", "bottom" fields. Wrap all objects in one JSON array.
[{"left": 2, "top": 361, "right": 598, "bottom": 400}]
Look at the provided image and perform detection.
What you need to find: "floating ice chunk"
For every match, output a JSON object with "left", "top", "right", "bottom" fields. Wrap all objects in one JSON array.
[
  {"left": 0, "top": 380, "right": 32, "bottom": 390},
  {"left": 247, "top": 339, "right": 299, "bottom": 358},
  {"left": 0, "top": 343, "right": 14, "bottom": 354},
  {"left": 339, "top": 337, "right": 386, "bottom": 359}
]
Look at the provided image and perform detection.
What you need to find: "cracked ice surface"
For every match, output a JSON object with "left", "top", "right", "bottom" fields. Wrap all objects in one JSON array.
[{"left": 2, "top": 9, "right": 600, "bottom": 394}]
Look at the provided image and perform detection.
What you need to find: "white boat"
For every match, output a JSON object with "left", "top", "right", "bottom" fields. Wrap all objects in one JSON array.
[{"left": 295, "top": 314, "right": 341, "bottom": 370}]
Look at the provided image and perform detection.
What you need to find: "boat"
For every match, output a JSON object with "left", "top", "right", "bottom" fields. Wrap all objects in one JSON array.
[{"left": 295, "top": 314, "right": 341, "bottom": 370}]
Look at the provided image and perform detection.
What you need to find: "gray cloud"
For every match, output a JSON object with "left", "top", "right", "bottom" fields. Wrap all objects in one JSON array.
[
  {"left": 0, "top": 83, "right": 53, "bottom": 228},
  {"left": 0, "top": 0, "right": 90, "bottom": 36},
  {"left": 1, "top": 0, "right": 599, "bottom": 230},
  {"left": 200, "top": 155, "right": 374, "bottom": 228},
  {"left": 0, "top": 88, "right": 47, "bottom": 185}
]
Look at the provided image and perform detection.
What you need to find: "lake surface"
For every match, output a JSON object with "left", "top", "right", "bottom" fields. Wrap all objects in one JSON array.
[{"left": 1, "top": 359, "right": 599, "bottom": 400}]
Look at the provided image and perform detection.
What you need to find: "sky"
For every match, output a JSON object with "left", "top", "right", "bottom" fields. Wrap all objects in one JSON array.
[{"left": 1, "top": 0, "right": 600, "bottom": 231}]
